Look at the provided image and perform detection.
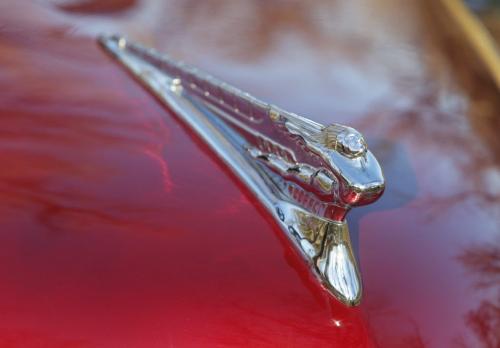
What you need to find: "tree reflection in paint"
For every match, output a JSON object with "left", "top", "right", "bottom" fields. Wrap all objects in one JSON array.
[{"left": 457, "top": 242, "right": 500, "bottom": 348}]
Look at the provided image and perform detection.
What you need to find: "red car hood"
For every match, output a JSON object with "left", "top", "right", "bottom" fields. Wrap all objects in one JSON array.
[{"left": 0, "top": 1, "right": 499, "bottom": 347}]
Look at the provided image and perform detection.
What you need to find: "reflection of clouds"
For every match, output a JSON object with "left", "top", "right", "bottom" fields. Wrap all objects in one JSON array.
[
  {"left": 482, "top": 168, "right": 500, "bottom": 196},
  {"left": 360, "top": 72, "right": 500, "bottom": 220},
  {"left": 33, "top": 0, "right": 428, "bottom": 118}
]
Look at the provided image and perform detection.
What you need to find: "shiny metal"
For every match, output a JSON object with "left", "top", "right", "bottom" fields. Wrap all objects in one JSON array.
[{"left": 98, "top": 34, "right": 385, "bottom": 306}]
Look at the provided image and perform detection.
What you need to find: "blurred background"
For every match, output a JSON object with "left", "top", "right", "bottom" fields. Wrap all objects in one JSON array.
[{"left": 0, "top": 1, "right": 499, "bottom": 347}]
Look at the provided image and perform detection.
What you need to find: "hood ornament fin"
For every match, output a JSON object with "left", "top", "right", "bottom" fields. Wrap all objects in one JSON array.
[{"left": 98, "top": 35, "right": 385, "bottom": 306}]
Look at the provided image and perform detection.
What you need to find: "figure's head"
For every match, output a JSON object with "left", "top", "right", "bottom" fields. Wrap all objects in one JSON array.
[
  {"left": 320, "top": 124, "right": 385, "bottom": 207},
  {"left": 321, "top": 124, "right": 367, "bottom": 158}
]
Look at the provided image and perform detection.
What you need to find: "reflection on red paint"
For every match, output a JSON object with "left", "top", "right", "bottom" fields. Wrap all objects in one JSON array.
[
  {"left": 0, "top": 0, "right": 499, "bottom": 347},
  {"left": 55, "top": 0, "right": 138, "bottom": 14}
]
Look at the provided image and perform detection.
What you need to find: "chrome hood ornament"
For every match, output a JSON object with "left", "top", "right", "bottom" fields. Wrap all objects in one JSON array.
[{"left": 99, "top": 35, "right": 385, "bottom": 306}]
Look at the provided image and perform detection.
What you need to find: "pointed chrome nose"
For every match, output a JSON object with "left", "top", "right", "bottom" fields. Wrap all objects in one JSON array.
[{"left": 315, "top": 221, "right": 361, "bottom": 306}]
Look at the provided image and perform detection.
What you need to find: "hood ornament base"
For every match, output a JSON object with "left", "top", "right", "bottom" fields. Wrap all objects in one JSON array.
[{"left": 99, "top": 35, "right": 385, "bottom": 306}]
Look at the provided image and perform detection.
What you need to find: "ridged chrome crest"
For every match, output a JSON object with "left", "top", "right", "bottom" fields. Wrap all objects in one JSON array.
[{"left": 99, "top": 35, "right": 385, "bottom": 306}]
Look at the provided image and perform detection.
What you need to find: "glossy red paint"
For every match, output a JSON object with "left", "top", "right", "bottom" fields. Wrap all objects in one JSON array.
[{"left": 0, "top": 1, "right": 499, "bottom": 347}]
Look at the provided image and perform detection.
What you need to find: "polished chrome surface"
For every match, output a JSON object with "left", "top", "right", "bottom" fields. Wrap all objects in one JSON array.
[{"left": 98, "top": 34, "right": 385, "bottom": 306}]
